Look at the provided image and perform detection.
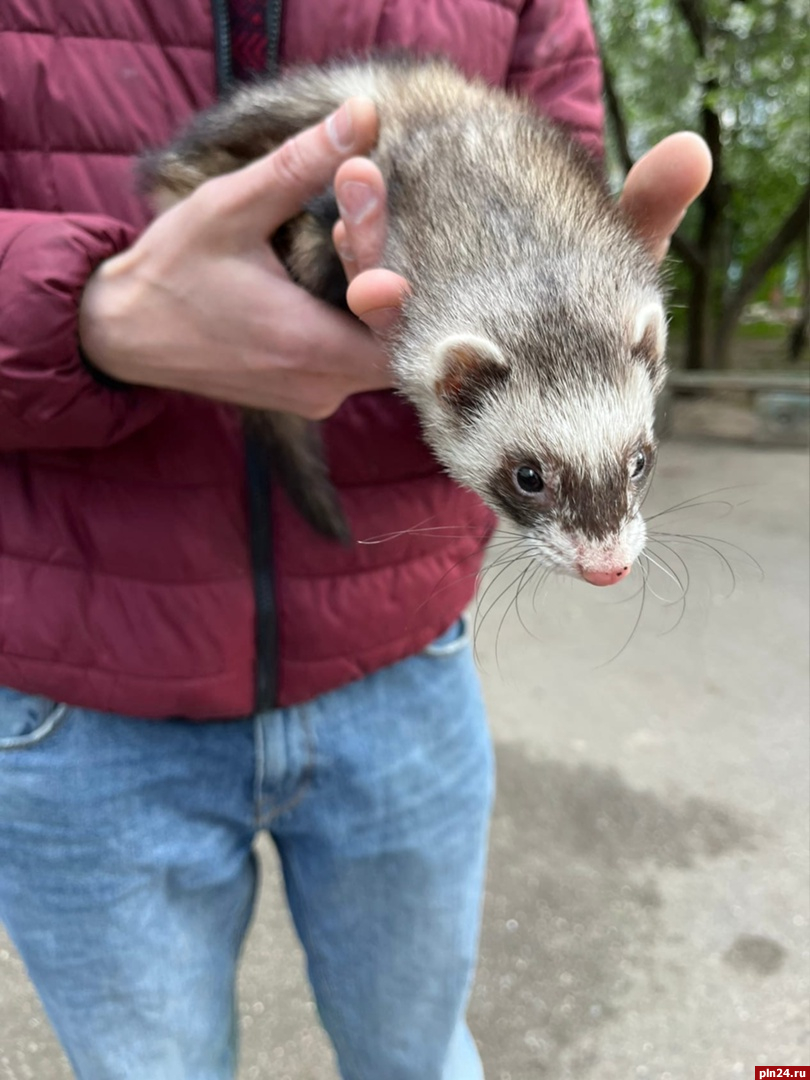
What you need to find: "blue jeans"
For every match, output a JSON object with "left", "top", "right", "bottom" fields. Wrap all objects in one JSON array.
[{"left": 0, "top": 619, "right": 493, "bottom": 1080}]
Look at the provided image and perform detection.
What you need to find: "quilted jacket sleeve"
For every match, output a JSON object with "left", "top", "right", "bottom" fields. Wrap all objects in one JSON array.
[
  {"left": 0, "top": 210, "right": 164, "bottom": 452},
  {"left": 508, "top": 0, "right": 605, "bottom": 160}
]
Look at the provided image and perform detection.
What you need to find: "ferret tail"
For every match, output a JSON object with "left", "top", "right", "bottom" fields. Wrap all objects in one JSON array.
[
  {"left": 244, "top": 410, "right": 351, "bottom": 544},
  {"left": 139, "top": 62, "right": 380, "bottom": 202}
]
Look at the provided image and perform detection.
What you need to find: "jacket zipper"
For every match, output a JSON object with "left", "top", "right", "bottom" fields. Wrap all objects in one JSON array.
[
  {"left": 244, "top": 431, "right": 277, "bottom": 712},
  {"left": 210, "top": 0, "right": 233, "bottom": 92},
  {"left": 211, "top": 0, "right": 279, "bottom": 712},
  {"left": 266, "top": 0, "right": 283, "bottom": 78}
]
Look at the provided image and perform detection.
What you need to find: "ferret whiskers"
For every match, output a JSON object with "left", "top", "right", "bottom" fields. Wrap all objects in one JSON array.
[
  {"left": 597, "top": 564, "right": 649, "bottom": 665},
  {"left": 640, "top": 548, "right": 687, "bottom": 601},
  {"left": 473, "top": 555, "right": 533, "bottom": 667},
  {"left": 644, "top": 484, "right": 755, "bottom": 525}
]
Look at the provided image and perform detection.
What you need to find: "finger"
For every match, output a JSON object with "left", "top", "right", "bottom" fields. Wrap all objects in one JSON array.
[
  {"left": 619, "top": 132, "right": 712, "bottom": 262},
  {"left": 332, "top": 219, "right": 358, "bottom": 282},
  {"left": 334, "top": 158, "right": 389, "bottom": 280},
  {"left": 216, "top": 97, "right": 379, "bottom": 235},
  {"left": 346, "top": 268, "right": 410, "bottom": 334}
]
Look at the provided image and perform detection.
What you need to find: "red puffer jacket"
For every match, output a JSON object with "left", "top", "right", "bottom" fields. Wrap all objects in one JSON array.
[{"left": 0, "top": 0, "right": 603, "bottom": 719}]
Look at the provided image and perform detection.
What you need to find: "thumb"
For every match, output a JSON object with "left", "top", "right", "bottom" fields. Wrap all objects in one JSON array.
[
  {"left": 619, "top": 132, "right": 712, "bottom": 262},
  {"left": 213, "top": 97, "right": 379, "bottom": 236}
]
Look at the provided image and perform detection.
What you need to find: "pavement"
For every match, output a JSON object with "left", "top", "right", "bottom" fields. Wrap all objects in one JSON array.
[{"left": 1, "top": 437, "right": 808, "bottom": 1079}]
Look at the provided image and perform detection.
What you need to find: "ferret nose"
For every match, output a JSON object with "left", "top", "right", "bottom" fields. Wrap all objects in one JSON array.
[{"left": 580, "top": 565, "right": 631, "bottom": 587}]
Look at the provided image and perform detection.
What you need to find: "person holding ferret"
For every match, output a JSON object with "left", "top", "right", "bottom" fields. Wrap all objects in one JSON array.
[{"left": 0, "top": 1, "right": 709, "bottom": 1076}]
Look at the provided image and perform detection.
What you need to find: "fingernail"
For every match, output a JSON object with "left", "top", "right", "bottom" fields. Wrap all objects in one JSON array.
[
  {"left": 326, "top": 103, "right": 354, "bottom": 151},
  {"left": 361, "top": 306, "right": 400, "bottom": 333},
  {"left": 337, "top": 181, "right": 378, "bottom": 224}
]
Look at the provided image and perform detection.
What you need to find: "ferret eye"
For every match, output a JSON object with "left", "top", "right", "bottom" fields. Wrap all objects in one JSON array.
[
  {"left": 631, "top": 451, "right": 647, "bottom": 480},
  {"left": 515, "top": 465, "right": 544, "bottom": 494}
]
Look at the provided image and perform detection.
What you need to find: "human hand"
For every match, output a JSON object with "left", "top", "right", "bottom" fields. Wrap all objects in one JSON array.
[
  {"left": 79, "top": 99, "right": 394, "bottom": 419},
  {"left": 618, "top": 132, "right": 712, "bottom": 262}
]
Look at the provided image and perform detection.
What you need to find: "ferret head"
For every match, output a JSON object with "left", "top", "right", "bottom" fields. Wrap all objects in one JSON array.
[{"left": 410, "top": 297, "right": 667, "bottom": 587}]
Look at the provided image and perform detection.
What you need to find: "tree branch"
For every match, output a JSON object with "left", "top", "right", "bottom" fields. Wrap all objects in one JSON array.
[
  {"left": 673, "top": 0, "right": 707, "bottom": 54},
  {"left": 670, "top": 231, "right": 702, "bottom": 271},
  {"left": 723, "top": 185, "right": 810, "bottom": 324},
  {"left": 601, "top": 55, "right": 634, "bottom": 175}
]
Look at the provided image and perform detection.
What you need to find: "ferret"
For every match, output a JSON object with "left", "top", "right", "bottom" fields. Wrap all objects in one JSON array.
[{"left": 142, "top": 56, "right": 667, "bottom": 587}]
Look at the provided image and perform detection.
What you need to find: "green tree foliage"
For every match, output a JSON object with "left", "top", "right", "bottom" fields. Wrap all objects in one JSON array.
[{"left": 591, "top": 0, "right": 810, "bottom": 368}]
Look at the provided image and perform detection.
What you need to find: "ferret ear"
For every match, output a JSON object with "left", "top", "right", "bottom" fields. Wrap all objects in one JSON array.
[
  {"left": 630, "top": 301, "right": 667, "bottom": 393},
  {"left": 434, "top": 335, "right": 510, "bottom": 416}
]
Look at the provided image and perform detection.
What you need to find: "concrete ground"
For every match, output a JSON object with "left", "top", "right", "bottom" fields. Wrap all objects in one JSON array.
[{"left": 1, "top": 438, "right": 808, "bottom": 1079}]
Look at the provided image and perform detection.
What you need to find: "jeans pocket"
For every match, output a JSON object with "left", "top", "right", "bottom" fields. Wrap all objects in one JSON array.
[
  {"left": 421, "top": 614, "right": 472, "bottom": 659},
  {"left": 0, "top": 686, "right": 70, "bottom": 750}
]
